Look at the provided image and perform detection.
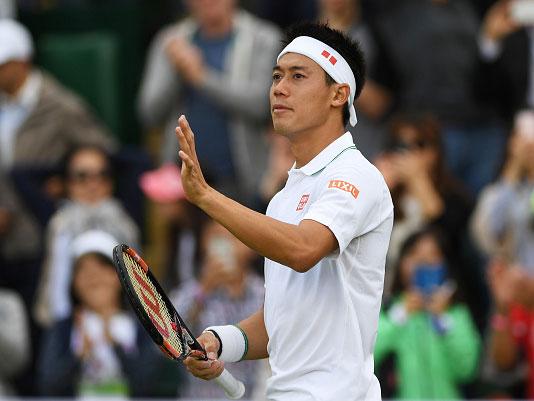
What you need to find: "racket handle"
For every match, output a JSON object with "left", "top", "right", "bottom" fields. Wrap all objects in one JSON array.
[{"left": 214, "top": 368, "right": 245, "bottom": 399}]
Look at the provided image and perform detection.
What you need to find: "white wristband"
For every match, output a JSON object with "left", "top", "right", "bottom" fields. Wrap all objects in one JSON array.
[{"left": 204, "top": 325, "right": 246, "bottom": 363}]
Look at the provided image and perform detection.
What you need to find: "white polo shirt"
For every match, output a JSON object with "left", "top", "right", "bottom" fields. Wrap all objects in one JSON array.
[{"left": 264, "top": 132, "right": 393, "bottom": 401}]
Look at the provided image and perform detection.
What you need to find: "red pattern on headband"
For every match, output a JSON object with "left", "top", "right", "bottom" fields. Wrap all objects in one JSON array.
[{"left": 321, "top": 49, "right": 337, "bottom": 65}]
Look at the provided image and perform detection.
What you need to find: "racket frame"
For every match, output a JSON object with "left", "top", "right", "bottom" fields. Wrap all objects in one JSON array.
[{"left": 113, "top": 244, "right": 205, "bottom": 361}]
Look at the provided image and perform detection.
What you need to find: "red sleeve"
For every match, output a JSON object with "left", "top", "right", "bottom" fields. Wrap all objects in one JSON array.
[{"left": 509, "top": 304, "right": 530, "bottom": 346}]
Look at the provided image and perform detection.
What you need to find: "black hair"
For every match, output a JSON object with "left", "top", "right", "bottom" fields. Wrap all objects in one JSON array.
[
  {"left": 59, "top": 144, "right": 113, "bottom": 180},
  {"left": 281, "top": 22, "right": 366, "bottom": 126},
  {"left": 70, "top": 252, "right": 126, "bottom": 309},
  {"left": 389, "top": 226, "right": 466, "bottom": 304}
]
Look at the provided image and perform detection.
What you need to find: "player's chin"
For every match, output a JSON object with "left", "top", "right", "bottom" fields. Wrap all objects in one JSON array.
[{"left": 272, "top": 119, "right": 293, "bottom": 135}]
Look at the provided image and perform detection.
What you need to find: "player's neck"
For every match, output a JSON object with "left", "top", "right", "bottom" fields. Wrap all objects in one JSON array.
[{"left": 291, "top": 121, "right": 346, "bottom": 169}]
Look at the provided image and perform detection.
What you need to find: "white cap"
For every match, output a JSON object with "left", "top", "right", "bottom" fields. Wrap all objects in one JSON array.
[
  {"left": 0, "top": 19, "right": 34, "bottom": 66},
  {"left": 71, "top": 230, "right": 119, "bottom": 260}
]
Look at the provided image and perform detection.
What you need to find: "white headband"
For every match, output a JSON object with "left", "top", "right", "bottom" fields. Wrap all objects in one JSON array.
[{"left": 277, "top": 36, "right": 357, "bottom": 126}]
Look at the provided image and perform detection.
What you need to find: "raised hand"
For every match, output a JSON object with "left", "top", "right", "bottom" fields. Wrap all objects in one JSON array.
[
  {"left": 175, "top": 115, "right": 211, "bottom": 205},
  {"left": 482, "top": 0, "right": 520, "bottom": 42},
  {"left": 166, "top": 38, "right": 206, "bottom": 85}
]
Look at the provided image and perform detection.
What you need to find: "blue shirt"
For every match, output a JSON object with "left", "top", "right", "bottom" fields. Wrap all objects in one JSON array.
[{"left": 185, "top": 30, "right": 234, "bottom": 181}]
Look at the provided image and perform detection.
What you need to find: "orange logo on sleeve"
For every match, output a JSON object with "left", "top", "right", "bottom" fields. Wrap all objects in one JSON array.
[{"left": 328, "top": 180, "right": 359, "bottom": 199}]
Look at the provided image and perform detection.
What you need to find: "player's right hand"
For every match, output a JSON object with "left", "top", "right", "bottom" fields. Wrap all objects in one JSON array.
[{"left": 183, "top": 331, "right": 225, "bottom": 380}]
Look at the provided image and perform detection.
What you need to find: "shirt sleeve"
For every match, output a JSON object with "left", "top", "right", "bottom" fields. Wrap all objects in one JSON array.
[
  {"left": 302, "top": 167, "right": 390, "bottom": 255},
  {"left": 509, "top": 304, "right": 530, "bottom": 346}
]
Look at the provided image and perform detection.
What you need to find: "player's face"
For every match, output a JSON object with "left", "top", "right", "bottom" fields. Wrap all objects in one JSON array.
[{"left": 270, "top": 53, "right": 335, "bottom": 137}]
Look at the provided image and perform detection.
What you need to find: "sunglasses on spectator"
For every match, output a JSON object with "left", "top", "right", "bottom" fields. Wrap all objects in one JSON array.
[{"left": 68, "top": 169, "right": 111, "bottom": 183}]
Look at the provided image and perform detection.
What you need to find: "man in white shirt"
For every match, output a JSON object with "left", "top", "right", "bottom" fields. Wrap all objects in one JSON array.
[{"left": 178, "top": 22, "right": 393, "bottom": 400}]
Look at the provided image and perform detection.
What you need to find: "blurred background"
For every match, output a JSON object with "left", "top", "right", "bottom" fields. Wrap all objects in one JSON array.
[{"left": 0, "top": 0, "right": 533, "bottom": 399}]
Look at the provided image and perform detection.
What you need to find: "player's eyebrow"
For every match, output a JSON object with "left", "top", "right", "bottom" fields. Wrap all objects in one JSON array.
[{"left": 272, "top": 65, "right": 311, "bottom": 73}]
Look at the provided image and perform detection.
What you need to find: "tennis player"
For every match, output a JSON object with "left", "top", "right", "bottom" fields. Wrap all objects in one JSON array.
[{"left": 177, "top": 22, "right": 393, "bottom": 400}]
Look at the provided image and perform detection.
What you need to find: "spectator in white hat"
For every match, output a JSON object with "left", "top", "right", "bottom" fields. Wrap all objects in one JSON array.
[
  {"left": 37, "top": 230, "right": 178, "bottom": 397},
  {"left": 0, "top": 19, "right": 115, "bottom": 316}
]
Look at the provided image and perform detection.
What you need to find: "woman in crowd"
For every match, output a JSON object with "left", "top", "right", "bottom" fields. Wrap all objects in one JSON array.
[
  {"left": 374, "top": 115, "right": 476, "bottom": 302},
  {"left": 34, "top": 145, "right": 139, "bottom": 327},
  {"left": 471, "top": 109, "right": 534, "bottom": 273},
  {"left": 375, "top": 227, "right": 481, "bottom": 399}
]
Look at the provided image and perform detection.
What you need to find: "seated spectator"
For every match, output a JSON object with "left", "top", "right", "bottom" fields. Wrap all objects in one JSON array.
[
  {"left": 374, "top": 115, "right": 473, "bottom": 297},
  {"left": 170, "top": 219, "right": 264, "bottom": 398},
  {"left": 486, "top": 258, "right": 534, "bottom": 399},
  {"left": 471, "top": 110, "right": 534, "bottom": 273},
  {"left": 0, "top": 287, "right": 30, "bottom": 395},
  {"left": 37, "top": 231, "right": 175, "bottom": 397},
  {"left": 138, "top": 0, "right": 281, "bottom": 203},
  {"left": 0, "top": 19, "right": 115, "bottom": 310},
  {"left": 375, "top": 227, "right": 481, "bottom": 400},
  {"left": 34, "top": 145, "right": 139, "bottom": 327}
]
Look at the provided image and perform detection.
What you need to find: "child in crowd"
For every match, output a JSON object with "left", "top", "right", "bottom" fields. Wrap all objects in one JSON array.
[
  {"left": 37, "top": 231, "right": 176, "bottom": 397},
  {"left": 375, "top": 227, "right": 480, "bottom": 399}
]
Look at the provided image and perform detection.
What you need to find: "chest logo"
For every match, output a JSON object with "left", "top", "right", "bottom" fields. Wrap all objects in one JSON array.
[
  {"left": 328, "top": 180, "right": 359, "bottom": 199},
  {"left": 296, "top": 194, "right": 310, "bottom": 211}
]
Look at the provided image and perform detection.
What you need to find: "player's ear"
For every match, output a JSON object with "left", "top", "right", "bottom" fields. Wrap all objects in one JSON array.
[{"left": 331, "top": 84, "right": 350, "bottom": 109}]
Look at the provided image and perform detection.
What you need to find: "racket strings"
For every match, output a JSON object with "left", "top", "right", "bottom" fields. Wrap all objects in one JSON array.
[{"left": 122, "top": 252, "right": 184, "bottom": 355}]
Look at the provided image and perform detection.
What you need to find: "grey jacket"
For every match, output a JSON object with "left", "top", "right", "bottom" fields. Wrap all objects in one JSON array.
[
  {"left": 138, "top": 10, "right": 281, "bottom": 200},
  {"left": 0, "top": 71, "right": 116, "bottom": 260}
]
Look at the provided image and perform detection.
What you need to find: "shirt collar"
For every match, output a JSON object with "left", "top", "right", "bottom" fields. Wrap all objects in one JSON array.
[{"left": 290, "top": 132, "right": 356, "bottom": 176}]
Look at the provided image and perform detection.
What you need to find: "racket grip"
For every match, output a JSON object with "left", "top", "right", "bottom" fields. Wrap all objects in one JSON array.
[{"left": 214, "top": 368, "right": 245, "bottom": 399}]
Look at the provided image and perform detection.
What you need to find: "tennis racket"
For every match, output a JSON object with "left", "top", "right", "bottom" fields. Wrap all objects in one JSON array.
[{"left": 112, "top": 244, "right": 245, "bottom": 399}]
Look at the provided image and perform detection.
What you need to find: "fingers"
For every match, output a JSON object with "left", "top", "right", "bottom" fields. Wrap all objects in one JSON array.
[
  {"left": 179, "top": 115, "right": 197, "bottom": 156},
  {"left": 176, "top": 115, "right": 197, "bottom": 164},
  {"left": 183, "top": 350, "right": 225, "bottom": 381},
  {"left": 176, "top": 126, "right": 191, "bottom": 157},
  {"left": 178, "top": 150, "right": 195, "bottom": 172}
]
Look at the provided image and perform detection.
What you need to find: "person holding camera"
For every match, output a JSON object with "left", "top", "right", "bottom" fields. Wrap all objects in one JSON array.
[
  {"left": 471, "top": 109, "right": 534, "bottom": 274},
  {"left": 374, "top": 227, "right": 480, "bottom": 400},
  {"left": 486, "top": 257, "right": 534, "bottom": 399},
  {"left": 374, "top": 115, "right": 474, "bottom": 300},
  {"left": 170, "top": 218, "right": 264, "bottom": 399},
  {"left": 479, "top": 0, "right": 534, "bottom": 122}
]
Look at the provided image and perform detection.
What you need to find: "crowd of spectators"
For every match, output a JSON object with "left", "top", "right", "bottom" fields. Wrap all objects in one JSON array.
[{"left": 0, "top": 0, "right": 533, "bottom": 399}]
